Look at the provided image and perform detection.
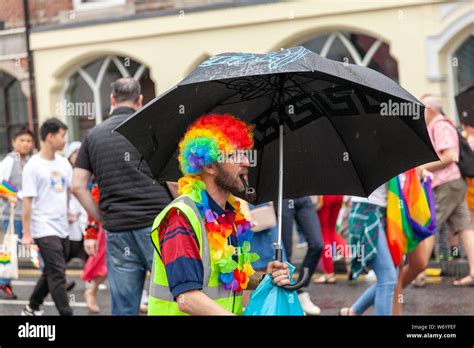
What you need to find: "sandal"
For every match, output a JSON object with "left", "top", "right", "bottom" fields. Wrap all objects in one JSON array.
[
  {"left": 313, "top": 273, "right": 337, "bottom": 284},
  {"left": 412, "top": 275, "right": 426, "bottom": 288},
  {"left": 339, "top": 307, "right": 354, "bottom": 316},
  {"left": 453, "top": 274, "right": 474, "bottom": 287}
]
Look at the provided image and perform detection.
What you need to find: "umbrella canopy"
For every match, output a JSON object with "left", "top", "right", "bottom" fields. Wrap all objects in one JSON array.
[
  {"left": 115, "top": 46, "right": 438, "bottom": 205},
  {"left": 456, "top": 85, "right": 474, "bottom": 126}
]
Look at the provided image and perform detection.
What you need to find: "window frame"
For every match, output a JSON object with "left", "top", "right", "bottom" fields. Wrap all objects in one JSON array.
[{"left": 72, "top": 0, "right": 127, "bottom": 12}]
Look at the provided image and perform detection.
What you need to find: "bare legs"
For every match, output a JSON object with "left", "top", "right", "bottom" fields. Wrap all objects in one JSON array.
[
  {"left": 392, "top": 240, "right": 429, "bottom": 315},
  {"left": 84, "top": 276, "right": 106, "bottom": 313},
  {"left": 453, "top": 229, "right": 474, "bottom": 285}
]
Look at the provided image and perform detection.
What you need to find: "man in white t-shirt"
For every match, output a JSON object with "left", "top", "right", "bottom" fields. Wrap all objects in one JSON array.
[{"left": 21, "top": 118, "right": 73, "bottom": 316}]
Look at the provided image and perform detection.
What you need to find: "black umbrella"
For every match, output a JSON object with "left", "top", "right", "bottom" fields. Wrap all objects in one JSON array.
[
  {"left": 456, "top": 85, "right": 474, "bottom": 126},
  {"left": 114, "top": 46, "right": 438, "bottom": 290}
]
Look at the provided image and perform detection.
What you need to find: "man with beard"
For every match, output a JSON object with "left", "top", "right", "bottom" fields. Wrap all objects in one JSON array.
[{"left": 147, "top": 114, "right": 290, "bottom": 315}]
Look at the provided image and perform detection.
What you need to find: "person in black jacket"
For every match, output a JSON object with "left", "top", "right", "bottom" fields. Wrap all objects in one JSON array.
[{"left": 72, "top": 77, "right": 172, "bottom": 315}]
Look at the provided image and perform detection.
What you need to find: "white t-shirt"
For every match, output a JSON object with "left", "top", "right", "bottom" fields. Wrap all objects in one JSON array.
[
  {"left": 351, "top": 173, "right": 409, "bottom": 208},
  {"left": 68, "top": 196, "right": 87, "bottom": 241},
  {"left": 351, "top": 183, "right": 388, "bottom": 207},
  {"left": 22, "top": 153, "right": 73, "bottom": 239}
]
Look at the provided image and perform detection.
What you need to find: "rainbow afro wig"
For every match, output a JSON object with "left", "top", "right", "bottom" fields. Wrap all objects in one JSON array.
[{"left": 178, "top": 113, "right": 254, "bottom": 175}]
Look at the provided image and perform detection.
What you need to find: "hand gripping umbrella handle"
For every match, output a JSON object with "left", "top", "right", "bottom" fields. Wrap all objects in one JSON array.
[
  {"left": 281, "top": 267, "right": 309, "bottom": 291},
  {"left": 274, "top": 248, "right": 310, "bottom": 291}
]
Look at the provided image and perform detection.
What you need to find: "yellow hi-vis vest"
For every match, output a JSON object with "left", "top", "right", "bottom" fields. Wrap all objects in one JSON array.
[{"left": 147, "top": 195, "right": 243, "bottom": 315}]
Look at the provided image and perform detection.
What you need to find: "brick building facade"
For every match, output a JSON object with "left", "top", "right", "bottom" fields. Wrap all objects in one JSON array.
[
  {"left": 0, "top": 1, "right": 472, "bottom": 155},
  {"left": 0, "top": 0, "right": 238, "bottom": 154}
]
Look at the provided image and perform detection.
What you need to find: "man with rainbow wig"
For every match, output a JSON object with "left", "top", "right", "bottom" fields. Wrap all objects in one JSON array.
[{"left": 147, "top": 113, "right": 291, "bottom": 315}]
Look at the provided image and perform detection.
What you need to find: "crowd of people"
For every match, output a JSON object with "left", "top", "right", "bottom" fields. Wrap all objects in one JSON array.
[{"left": 0, "top": 77, "right": 473, "bottom": 316}]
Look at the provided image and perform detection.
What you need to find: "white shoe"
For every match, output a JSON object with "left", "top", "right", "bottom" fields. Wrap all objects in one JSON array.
[
  {"left": 365, "top": 270, "right": 377, "bottom": 282},
  {"left": 297, "top": 292, "right": 321, "bottom": 315},
  {"left": 296, "top": 242, "right": 308, "bottom": 249},
  {"left": 21, "top": 305, "right": 43, "bottom": 316}
]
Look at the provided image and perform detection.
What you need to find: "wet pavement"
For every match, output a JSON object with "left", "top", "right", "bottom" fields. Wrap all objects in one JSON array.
[
  {"left": 0, "top": 269, "right": 116, "bottom": 316},
  {"left": 1, "top": 268, "right": 473, "bottom": 315},
  {"left": 307, "top": 273, "right": 474, "bottom": 315},
  {"left": 1, "top": 231, "right": 472, "bottom": 316}
]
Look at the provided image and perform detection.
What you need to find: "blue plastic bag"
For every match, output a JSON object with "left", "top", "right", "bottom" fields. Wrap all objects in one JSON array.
[{"left": 244, "top": 263, "right": 304, "bottom": 316}]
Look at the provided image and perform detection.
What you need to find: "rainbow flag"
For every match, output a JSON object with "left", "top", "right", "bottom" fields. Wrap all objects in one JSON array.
[
  {"left": 386, "top": 176, "right": 409, "bottom": 266},
  {"left": 0, "top": 180, "right": 17, "bottom": 198},
  {"left": 402, "top": 169, "right": 437, "bottom": 244},
  {"left": 386, "top": 169, "right": 437, "bottom": 265}
]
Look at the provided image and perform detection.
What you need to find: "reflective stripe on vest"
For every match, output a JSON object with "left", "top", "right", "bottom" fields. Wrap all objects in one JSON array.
[
  {"left": 149, "top": 282, "right": 240, "bottom": 302},
  {"left": 148, "top": 195, "right": 242, "bottom": 315}
]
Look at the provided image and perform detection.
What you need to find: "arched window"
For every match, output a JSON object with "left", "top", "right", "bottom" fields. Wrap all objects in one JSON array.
[
  {"left": 63, "top": 55, "right": 155, "bottom": 141},
  {"left": 300, "top": 31, "right": 399, "bottom": 81},
  {"left": 453, "top": 35, "right": 474, "bottom": 94},
  {"left": 0, "top": 71, "right": 28, "bottom": 156}
]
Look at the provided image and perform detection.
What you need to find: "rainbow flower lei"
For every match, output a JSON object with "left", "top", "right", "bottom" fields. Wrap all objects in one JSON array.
[{"left": 178, "top": 175, "right": 259, "bottom": 292}]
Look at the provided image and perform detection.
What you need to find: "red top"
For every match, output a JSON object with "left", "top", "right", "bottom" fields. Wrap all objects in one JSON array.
[{"left": 84, "top": 185, "right": 100, "bottom": 240}]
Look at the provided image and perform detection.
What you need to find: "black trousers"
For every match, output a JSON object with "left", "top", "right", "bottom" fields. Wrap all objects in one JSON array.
[
  {"left": 68, "top": 238, "right": 87, "bottom": 263},
  {"left": 30, "top": 236, "right": 73, "bottom": 316},
  {"left": 275, "top": 197, "right": 323, "bottom": 289}
]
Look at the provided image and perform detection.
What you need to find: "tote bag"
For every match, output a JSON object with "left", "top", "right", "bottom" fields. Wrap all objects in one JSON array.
[{"left": 0, "top": 204, "right": 19, "bottom": 279}]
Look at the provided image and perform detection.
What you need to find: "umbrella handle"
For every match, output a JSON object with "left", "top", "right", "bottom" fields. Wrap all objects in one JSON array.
[
  {"left": 274, "top": 248, "right": 310, "bottom": 291},
  {"left": 280, "top": 267, "right": 309, "bottom": 291}
]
